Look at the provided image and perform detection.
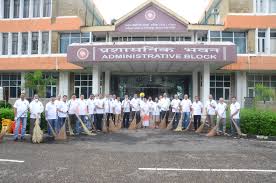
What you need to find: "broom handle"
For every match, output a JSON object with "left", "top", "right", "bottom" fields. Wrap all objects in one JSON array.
[
  {"left": 46, "top": 119, "right": 57, "bottom": 137},
  {"left": 75, "top": 113, "right": 93, "bottom": 136},
  {"left": 231, "top": 118, "right": 242, "bottom": 136},
  {"left": 86, "top": 114, "right": 97, "bottom": 131}
]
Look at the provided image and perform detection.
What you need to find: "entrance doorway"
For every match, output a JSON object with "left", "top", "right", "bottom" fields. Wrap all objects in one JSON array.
[{"left": 111, "top": 74, "right": 192, "bottom": 99}]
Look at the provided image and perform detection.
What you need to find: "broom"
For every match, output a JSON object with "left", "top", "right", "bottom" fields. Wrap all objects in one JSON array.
[
  {"left": 206, "top": 118, "right": 221, "bottom": 137},
  {"left": 46, "top": 119, "right": 57, "bottom": 137},
  {"left": 128, "top": 112, "right": 137, "bottom": 130},
  {"left": 102, "top": 114, "right": 108, "bottom": 133},
  {"left": 109, "top": 119, "right": 117, "bottom": 132},
  {"left": 0, "top": 126, "right": 8, "bottom": 142},
  {"left": 115, "top": 114, "right": 122, "bottom": 130},
  {"left": 231, "top": 118, "right": 247, "bottom": 137},
  {"left": 55, "top": 118, "right": 67, "bottom": 140},
  {"left": 32, "top": 117, "right": 43, "bottom": 143},
  {"left": 86, "top": 114, "right": 97, "bottom": 131},
  {"left": 166, "top": 112, "right": 176, "bottom": 130},
  {"left": 174, "top": 113, "right": 183, "bottom": 132},
  {"left": 195, "top": 115, "right": 208, "bottom": 133},
  {"left": 159, "top": 112, "right": 168, "bottom": 129},
  {"left": 67, "top": 116, "right": 74, "bottom": 135},
  {"left": 75, "top": 114, "right": 96, "bottom": 136}
]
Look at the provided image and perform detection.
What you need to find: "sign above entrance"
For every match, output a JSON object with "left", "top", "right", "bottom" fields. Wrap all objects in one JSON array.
[
  {"left": 68, "top": 43, "right": 237, "bottom": 63},
  {"left": 115, "top": 4, "right": 188, "bottom": 32}
]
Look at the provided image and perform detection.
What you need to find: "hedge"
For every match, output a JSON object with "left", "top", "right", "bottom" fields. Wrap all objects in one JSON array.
[
  {"left": 240, "top": 109, "right": 276, "bottom": 136},
  {"left": 0, "top": 108, "right": 48, "bottom": 133},
  {"left": 0, "top": 101, "right": 12, "bottom": 109}
]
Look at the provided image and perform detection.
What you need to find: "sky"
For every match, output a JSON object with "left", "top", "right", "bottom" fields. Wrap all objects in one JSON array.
[{"left": 93, "top": 0, "right": 210, "bottom": 24}]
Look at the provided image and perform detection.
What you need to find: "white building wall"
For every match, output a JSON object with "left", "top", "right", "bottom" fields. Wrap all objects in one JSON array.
[{"left": 58, "top": 72, "right": 70, "bottom": 96}]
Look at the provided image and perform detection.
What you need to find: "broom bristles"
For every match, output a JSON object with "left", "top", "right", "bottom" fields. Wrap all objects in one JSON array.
[
  {"left": 166, "top": 113, "right": 176, "bottom": 130},
  {"left": 102, "top": 115, "right": 108, "bottom": 133},
  {"left": 231, "top": 119, "right": 247, "bottom": 137},
  {"left": 128, "top": 113, "right": 137, "bottom": 130},
  {"left": 55, "top": 120, "right": 67, "bottom": 140},
  {"left": 67, "top": 116, "right": 74, "bottom": 135},
  {"left": 86, "top": 114, "right": 97, "bottom": 131},
  {"left": 195, "top": 117, "right": 206, "bottom": 133},
  {"left": 109, "top": 119, "right": 117, "bottom": 132},
  {"left": 32, "top": 118, "right": 43, "bottom": 143},
  {"left": 174, "top": 113, "right": 183, "bottom": 132},
  {"left": 159, "top": 113, "right": 167, "bottom": 129},
  {"left": 115, "top": 114, "right": 122, "bottom": 130},
  {"left": 0, "top": 126, "right": 7, "bottom": 142},
  {"left": 46, "top": 119, "right": 57, "bottom": 137},
  {"left": 76, "top": 114, "right": 96, "bottom": 136},
  {"left": 206, "top": 119, "right": 220, "bottom": 137}
]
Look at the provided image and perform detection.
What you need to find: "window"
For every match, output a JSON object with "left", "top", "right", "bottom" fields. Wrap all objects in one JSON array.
[
  {"left": 210, "top": 74, "right": 231, "bottom": 101},
  {"left": 132, "top": 37, "right": 145, "bottom": 41},
  {"left": 271, "top": 30, "right": 276, "bottom": 53},
  {"left": 0, "top": 73, "right": 21, "bottom": 98},
  {"left": 45, "top": 73, "right": 58, "bottom": 98},
  {"left": 23, "top": 0, "right": 30, "bottom": 18},
  {"left": 31, "top": 32, "right": 38, "bottom": 54},
  {"left": 74, "top": 73, "right": 93, "bottom": 98},
  {"left": 13, "top": 0, "right": 20, "bottom": 18},
  {"left": 43, "top": 0, "right": 51, "bottom": 17},
  {"left": 247, "top": 74, "right": 276, "bottom": 97},
  {"left": 271, "top": 0, "right": 276, "bottom": 13},
  {"left": 42, "top": 32, "right": 49, "bottom": 54},
  {"left": 256, "top": 0, "right": 266, "bottom": 13},
  {"left": 258, "top": 30, "right": 266, "bottom": 53},
  {"left": 60, "top": 32, "right": 91, "bottom": 53},
  {"left": 158, "top": 37, "right": 170, "bottom": 41},
  {"left": 12, "top": 33, "right": 18, "bottom": 55},
  {"left": 4, "top": 0, "right": 10, "bottom": 19},
  {"left": 2, "top": 33, "right": 9, "bottom": 55},
  {"left": 33, "top": 0, "right": 40, "bottom": 17},
  {"left": 21, "top": 32, "right": 28, "bottom": 55}
]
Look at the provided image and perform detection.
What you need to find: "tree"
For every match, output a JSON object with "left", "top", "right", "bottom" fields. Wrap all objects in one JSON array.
[
  {"left": 24, "top": 71, "right": 57, "bottom": 97},
  {"left": 255, "top": 84, "right": 275, "bottom": 104}
]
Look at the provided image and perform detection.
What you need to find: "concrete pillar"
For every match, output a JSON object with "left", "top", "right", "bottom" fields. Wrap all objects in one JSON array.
[
  {"left": 92, "top": 65, "right": 100, "bottom": 94},
  {"left": 10, "top": 0, "right": 14, "bottom": 19},
  {"left": 18, "top": 32, "right": 22, "bottom": 55},
  {"left": 255, "top": 28, "right": 258, "bottom": 54},
  {"left": 58, "top": 72, "right": 70, "bottom": 96},
  {"left": 40, "top": 0, "right": 43, "bottom": 17},
  {"left": 8, "top": 32, "right": 12, "bottom": 55},
  {"left": 0, "top": 32, "right": 2, "bottom": 55},
  {"left": 104, "top": 70, "right": 111, "bottom": 94},
  {"left": 202, "top": 63, "right": 210, "bottom": 107},
  {"left": 0, "top": 0, "right": 3, "bottom": 19},
  {"left": 19, "top": 0, "right": 24, "bottom": 18},
  {"left": 192, "top": 70, "right": 198, "bottom": 99},
  {"left": 266, "top": 28, "right": 271, "bottom": 54},
  {"left": 38, "top": 31, "right": 42, "bottom": 54},
  {"left": 48, "top": 30, "right": 52, "bottom": 54},
  {"left": 29, "top": 0, "right": 33, "bottom": 18},
  {"left": 21, "top": 72, "right": 27, "bottom": 95},
  {"left": 236, "top": 71, "right": 247, "bottom": 108},
  {"left": 27, "top": 31, "right": 32, "bottom": 55}
]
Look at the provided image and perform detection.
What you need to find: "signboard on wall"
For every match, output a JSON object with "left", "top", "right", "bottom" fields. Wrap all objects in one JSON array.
[{"left": 68, "top": 43, "right": 237, "bottom": 63}]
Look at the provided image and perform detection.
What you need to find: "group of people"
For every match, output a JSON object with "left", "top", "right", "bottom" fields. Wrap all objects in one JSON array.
[{"left": 12, "top": 91, "right": 241, "bottom": 141}]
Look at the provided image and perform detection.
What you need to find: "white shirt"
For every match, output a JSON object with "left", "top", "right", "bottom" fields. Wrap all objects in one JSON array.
[
  {"left": 104, "top": 98, "right": 114, "bottom": 113},
  {"left": 122, "top": 99, "right": 131, "bottom": 112},
  {"left": 54, "top": 99, "right": 61, "bottom": 107},
  {"left": 148, "top": 100, "right": 155, "bottom": 113},
  {"left": 216, "top": 102, "right": 227, "bottom": 118},
  {"left": 95, "top": 98, "right": 105, "bottom": 114},
  {"left": 113, "top": 100, "right": 122, "bottom": 114},
  {"left": 205, "top": 100, "right": 217, "bottom": 115},
  {"left": 180, "top": 99, "right": 192, "bottom": 113},
  {"left": 57, "top": 101, "right": 68, "bottom": 118},
  {"left": 29, "top": 100, "right": 44, "bottom": 119},
  {"left": 87, "top": 98, "right": 96, "bottom": 115},
  {"left": 159, "top": 97, "right": 170, "bottom": 111},
  {"left": 141, "top": 101, "right": 150, "bottom": 115},
  {"left": 192, "top": 101, "right": 203, "bottom": 115},
  {"left": 171, "top": 99, "right": 181, "bottom": 112},
  {"left": 230, "top": 102, "right": 240, "bottom": 119},
  {"left": 77, "top": 99, "right": 88, "bottom": 115},
  {"left": 130, "top": 98, "right": 140, "bottom": 111},
  {"left": 68, "top": 99, "right": 78, "bottom": 114},
  {"left": 152, "top": 102, "right": 160, "bottom": 116},
  {"left": 45, "top": 102, "right": 57, "bottom": 119},
  {"left": 14, "top": 99, "right": 29, "bottom": 118}
]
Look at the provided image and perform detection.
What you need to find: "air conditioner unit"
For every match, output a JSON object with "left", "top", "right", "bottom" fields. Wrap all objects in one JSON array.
[{"left": 212, "top": 8, "right": 219, "bottom": 15}]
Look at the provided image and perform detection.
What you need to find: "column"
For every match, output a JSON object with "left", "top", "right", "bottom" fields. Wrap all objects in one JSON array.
[
  {"left": 48, "top": 30, "right": 52, "bottom": 54},
  {"left": 92, "top": 64, "right": 100, "bottom": 94},
  {"left": 38, "top": 31, "right": 42, "bottom": 54},
  {"left": 253, "top": 0, "right": 256, "bottom": 13},
  {"left": 0, "top": 33, "right": 2, "bottom": 55},
  {"left": 104, "top": 70, "right": 111, "bottom": 94},
  {"left": 8, "top": 32, "right": 12, "bottom": 55},
  {"left": 28, "top": 31, "right": 32, "bottom": 55},
  {"left": 236, "top": 71, "right": 247, "bottom": 108},
  {"left": 207, "top": 30, "right": 211, "bottom": 42},
  {"left": 202, "top": 63, "right": 210, "bottom": 107},
  {"left": 0, "top": 0, "right": 4, "bottom": 19},
  {"left": 29, "top": 0, "right": 33, "bottom": 18},
  {"left": 21, "top": 72, "right": 27, "bottom": 94},
  {"left": 266, "top": 28, "right": 271, "bottom": 54},
  {"left": 255, "top": 28, "right": 259, "bottom": 54},
  {"left": 192, "top": 70, "right": 198, "bottom": 99},
  {"left": 40, "top": 0, "right": 43, "bottom": 17},
  {"left": 18, "top": 32, "right": 22, "bottom": 55},
  {"left": 19, "top": 0, "right": 24, "bottom": 18},
  {"left": 10, "top": 0, "right": 14, "bottom": 19},
  {"left": 58, "top": 72, "right": 70, "bottom": 96}
]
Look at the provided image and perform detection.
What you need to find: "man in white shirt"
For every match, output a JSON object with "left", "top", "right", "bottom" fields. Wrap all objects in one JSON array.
[
  {"left": 95, "top": 94, "right": 105, "bottom": 131},
  {"left": 122, "top": 95, "right": 131, "bottom": 128},
  {"left": 130, "top": 94, "right": 141, "bottom": 123},
  {"left": 215, "top": 98, "right": 228, "bottom": 134},
  {"left": 57, "top": 95, "right": 68, "bottom": 133},
  {"left": 180, "top": 94, "right": 192, "bottom": 129},
  {"left": 104, "top": 94, "right": 113, "bottom": 127},
  {"left": 75, "top": 95, "right": 88, "bottom": 135},
  {"left": 29, "top": 94, "right": 44, "bottom": 138},
  {"left": 192, "top": 96, "right": 203, "bottom": 130},
  {"left": 160, "top": 93, "right": 171, "bottom": 124},
  {"left": 205, "top": 94, "right": 217, "bottom": 128},
  {"left": 45, "top": 96, "right": 58, "bottom": 136},
  {"left": 113, "top": 96, "right": 122, "bottom": 125},
  {"left": 230, "top": 96, "right": 241, "bottom": 136},
  {"left": 171, "top": 95, "right": 181, "bottom": 129},
  {"left": 13, "top": 92, "right": 29, "bottom": 141},
  {"left": 54, "top": 95, "right": 61, "bottom": 106},
  {"left": 87, "top": 94, "right": 96, "bottom": 130},
  {"left": 68, "top": 94, "right": 78, "bottom": 133}
]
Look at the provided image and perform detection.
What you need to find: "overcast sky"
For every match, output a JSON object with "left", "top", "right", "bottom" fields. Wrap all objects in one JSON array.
[{"left": 93, "top": 0, "right": 210, "bottom": 24}]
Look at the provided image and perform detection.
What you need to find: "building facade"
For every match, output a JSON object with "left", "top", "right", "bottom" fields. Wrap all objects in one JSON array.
[{"left": 0, "top": 0, "right": 276, "bottom": 107}]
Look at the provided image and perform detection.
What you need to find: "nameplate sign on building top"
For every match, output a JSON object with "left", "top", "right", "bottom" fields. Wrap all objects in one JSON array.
[
  {"left": 68, "top": 43, "right": 237, "bottom": 63},
  {"left": 115, "top": 5, "right": 187, "bottom": 32}
]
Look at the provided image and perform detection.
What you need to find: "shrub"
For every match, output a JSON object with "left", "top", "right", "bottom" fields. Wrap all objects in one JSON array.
[
  {"left": 0, "top": 101, "right": 13, "bottom": 108},
  {"left": 240, "top": 109, "right": 276, "bottom": 136}
]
